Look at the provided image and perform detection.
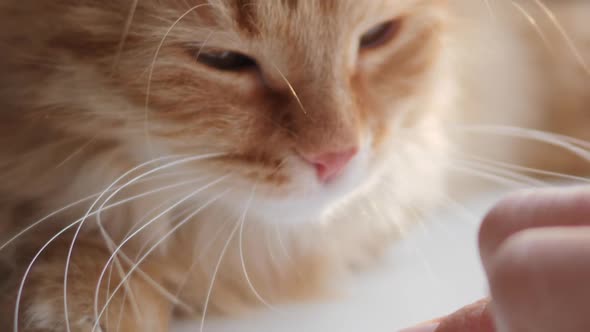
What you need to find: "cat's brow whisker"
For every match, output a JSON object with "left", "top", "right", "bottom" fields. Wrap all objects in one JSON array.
[
  {"left": 144, "top": 3, "right": 210, "bottom": 155},
  {"left": 64, "top": 153, "right": 223, "bottom": 332},
  {"left": 271, "top": 63, "right": 308, "bottom": 117},
  {"left": 92, "top": 188, "right": 231, "bottom": 332},
  {"left": 112, "top": 0, "right": 139, "bottom": 71},
  {"left": 531, "top": 0, "right": 590, "bottom": 76}
]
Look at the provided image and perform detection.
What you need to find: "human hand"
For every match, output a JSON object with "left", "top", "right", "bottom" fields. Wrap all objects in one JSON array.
[{"left": 400, "top": 187, "right": 590, "bottom": 332}]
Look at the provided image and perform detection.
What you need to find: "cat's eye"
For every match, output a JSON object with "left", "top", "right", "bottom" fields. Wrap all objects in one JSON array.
[
  {"left": 360, "top": 19, "right": 403, "bottom": 50},
  {"left": 195, "top": 50, "right": 258, "bottom": 72}
]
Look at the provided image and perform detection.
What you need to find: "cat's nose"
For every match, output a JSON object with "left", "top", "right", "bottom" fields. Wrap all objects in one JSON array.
[{"left": 303, "top": 148, "right": 358, "bottom": 183}]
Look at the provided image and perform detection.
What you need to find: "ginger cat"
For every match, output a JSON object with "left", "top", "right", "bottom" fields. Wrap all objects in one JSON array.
[{"left": 0, "top": 0, "right": 588, "bottom": 331}]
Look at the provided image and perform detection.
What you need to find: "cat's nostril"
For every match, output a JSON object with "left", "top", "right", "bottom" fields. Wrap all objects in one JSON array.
[{"left": 303, "top": 148, "right": 358, "bottom": 183}]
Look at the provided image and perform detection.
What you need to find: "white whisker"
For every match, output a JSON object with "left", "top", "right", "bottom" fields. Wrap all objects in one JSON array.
[
  {"left": 531, "top": 0, "right": 590, "bottom": 76},
  {"left": 0, "top": 169, "right": 203, "bottom": 253},
  {"left": 11, "top": 165, "right": 216, "bottom": 332},
  {"left": 510, "top": 1, "right": 554, "bottom": 52},
  {"left": 456, "top": 159, "right": 546, "bottom": 187},
  {"left": 144, "top": 3, "right": 210, "bottom": 155},
  {"left": 64, "top": 153, "right": 223, "bottom": 332},
  {"left": 448, "top": 125, "right": 590, "bottom": 161},
  {"left": 238, "top": 184, "right": 281, "bottom": 312},
  {"left": 271, "top": 63, "right": 308, "bottom": 116},
  {"left": 199, "top": 217, "right": 242, "bottom": 332},
  {"left": 456, "top": 153, "right": 590, "bottom": 183},
  {"left": 92, "top": 188, "right": 230, "bottom": 332},
  {"left": 447, "top": 164, "right": 531, "bottom": 188}
]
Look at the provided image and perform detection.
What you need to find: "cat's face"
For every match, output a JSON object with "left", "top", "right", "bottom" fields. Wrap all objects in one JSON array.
[{"left": 14, "top": 0, "right": 450, "bottom": 223}]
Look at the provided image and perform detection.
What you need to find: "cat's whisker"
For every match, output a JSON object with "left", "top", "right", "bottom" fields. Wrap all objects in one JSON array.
[
  {"left": 238, "top": 184, "right": 281, "bottom": 312},
  {"left": 265, "top": 224, "right": 281, "bottom": 269},
  {"left": 405, "top": 203, "right": 437, "bottom": 241},
  {"left": 447, "top": 163, "right": 532, "bottom": 188},
  {"left": 144, "top": 3, "right": 211, "bottom": 155},
  {"left": 117, "top": 191, "right": 220, "bottom": 311},
  {"left": 172, "top": 213, "right": 235, "bottom": 306},
  {"left": 92, "top": 188, "right": 231, "bottom": 332},
  {"left": 274, "top": 223, "right": 295, "bottom": 267},
  {"left": 0, "top": 169, "right": 198, "bottom": 253},
  {"left": 12, "top": 172, "right": 216, "bottom": 331},
  {"left": 271, "top": 63, "right": 308, "bottom": 117},
  {"left": 447, "top": 124, "right": 590, "bottom": 161},
  {"left": 509, "top": 1, "right": 554, "bottom": 53},
  {"left": 13, "top": 221, "right": 80, "bottom": 332},
  {"left": 55, "top": 135, "right": 99, "bottom": 169},
  {"left": 112, "top": 254, "right": 144, "bottom": 325},
  {"left": 454, "top": 151, "right": 590, "bottom": 183},
  {"left": 112, "top": 0, "right": 139, "bottom": 71},
  {"left": 111, "top": 186, "right": 218, "bottom": 330},
  {"left": 482, "top": 0, "right": 496, "bottom": 21},
  {"left": 95, "top": 174, "right": 212, "bottom": 255},
  {"left": 389, "top": 215, "right": 445, "bottom": 289},
  {"left": 64, "top": 153, "right": 223, "bottom": 332},
  {"left": 199, "top": 203, "right": 243, "bottom": 332},
  {"left": 98, "top": 177, "right": 214, "bottom": 322},
  {"left": 90, "top": 176, "right": 230, "bottom": 330},
  {"left": 114, "top": 288, "right": 128, "bottom": 332},
  {"left": 127, "top": 183, "right": 210, "bottom": 250},
  {"left": 531, "top": 0, "right": 590, "bottom": 76},
  {"left": 455, "top": 159, "right": 547, "bottom": 187},
  {"left": 440, "top": 195, "right": 482, "bottom": 226}
]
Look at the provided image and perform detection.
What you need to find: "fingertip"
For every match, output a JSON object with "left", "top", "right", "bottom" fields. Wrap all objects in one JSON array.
[
  {"left": 398, "top": 322, "right": 440, "bottom": 332},
  {"left": 436, "top": 299, "right": 495, "bottom": 332}
]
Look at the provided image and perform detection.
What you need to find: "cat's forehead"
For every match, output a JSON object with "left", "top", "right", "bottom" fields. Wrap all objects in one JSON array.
[{"left": 220, "top": 0, "right": 412, "bottom": 35}]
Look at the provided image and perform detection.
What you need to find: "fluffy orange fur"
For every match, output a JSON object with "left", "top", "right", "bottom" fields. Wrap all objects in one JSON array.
[{"left": 0, "top": 0, "right": 588, "bottom": 331}]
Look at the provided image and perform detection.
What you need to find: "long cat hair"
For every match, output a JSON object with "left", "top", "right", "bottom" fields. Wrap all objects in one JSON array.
[{"left": 0, "top": 0, "right": 588, "bottom": 331}]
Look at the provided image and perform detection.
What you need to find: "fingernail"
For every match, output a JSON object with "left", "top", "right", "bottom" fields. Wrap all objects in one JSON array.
[{"left": 398, "top": 322, "right": 440, "bottom": 332}]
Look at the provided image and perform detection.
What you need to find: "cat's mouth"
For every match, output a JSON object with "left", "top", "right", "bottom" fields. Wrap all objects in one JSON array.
[
  {"left": 212, "top": 147, "right": 373, "bottom": 224},
  {"left": 218, "top": 147, "right": 368, "bottom": 191}
]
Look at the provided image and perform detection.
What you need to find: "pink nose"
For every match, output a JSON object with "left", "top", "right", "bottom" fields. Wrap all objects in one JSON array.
[{"left": 304, "top": 148, "right": 358, "bottom": 183}]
